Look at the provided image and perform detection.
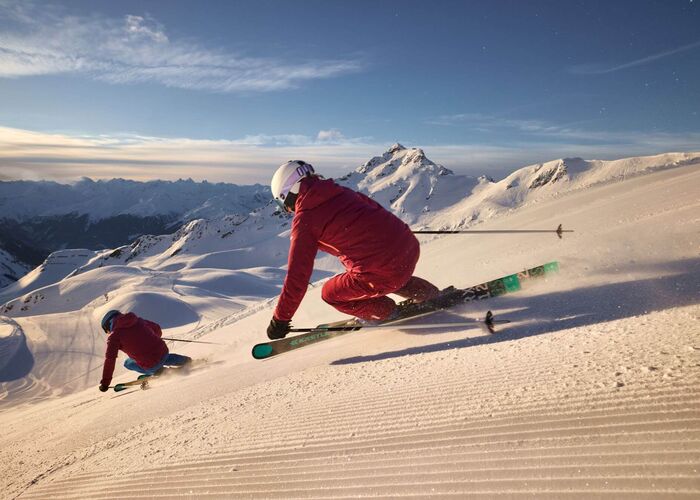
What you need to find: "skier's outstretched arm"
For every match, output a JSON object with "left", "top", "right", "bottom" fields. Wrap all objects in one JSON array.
[
  {"left": 268, "top": 219, "right": 319, "bottom": 338},
  {"left": 99, "top": 335, "right": 119, "bottom": 391},
  {"left": 275, "top": 225, "right": 318, "bottom": 321}
]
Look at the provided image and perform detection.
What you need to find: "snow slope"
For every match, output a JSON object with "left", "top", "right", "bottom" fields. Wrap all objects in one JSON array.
[
  {"left": 0, "top": 155, "right": 698, "bottom": 498},
  {"left": 0, "top": 249, "right": 97, "bottom": 309}
]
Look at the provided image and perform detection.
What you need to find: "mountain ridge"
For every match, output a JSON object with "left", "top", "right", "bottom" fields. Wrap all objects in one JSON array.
[{"left": 0, "top": 177, "right": 269, "bottom": 222}]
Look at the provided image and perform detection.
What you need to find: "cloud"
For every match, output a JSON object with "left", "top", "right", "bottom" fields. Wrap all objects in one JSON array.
[
  {"left": 569, "top": 39, "right": 700, "bottom": 75},
  {"left": 0, "top": 126, "right": 380, "bottom": 183},
  {"left": 0, "top": 1, "right": 363, "bottom": 92},
  {"left": 317, "top": 129, "right": 347, "bottom": 143},
  {"left": 124, "top": 15, "right": 168, "bottom": 43},
  {"left": 427, "top": 113, "right": 559, "bottom": 134},
  {"left": 1, "top": 125, "right": 698, "bottom": 184}
]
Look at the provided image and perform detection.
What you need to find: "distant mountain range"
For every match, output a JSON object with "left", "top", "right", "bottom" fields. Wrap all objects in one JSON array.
[
  {"left": 0, "top": 178, "right": 270, "bottom": 283},
  {"left": 0, "top": 177, "right": 270, "bottom": 221}
]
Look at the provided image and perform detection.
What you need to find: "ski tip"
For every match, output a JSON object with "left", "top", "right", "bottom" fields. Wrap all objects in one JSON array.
[
  {"left": 252, "top": 344, "right": 273, "bottom": 360},
  {"left": 544, "top": 261, "right": 560, "bottom": 273},
  {"left": 113, "top": 384, "right": 128, "bottom": 392}
]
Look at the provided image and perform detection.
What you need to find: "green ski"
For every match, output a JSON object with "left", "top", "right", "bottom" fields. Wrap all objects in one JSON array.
[
  {"left": 111, "top": 378, "right": 149, "bottom": 392},
  {"left": 251, "top": 261, "right": 559, "bottom": 360}
]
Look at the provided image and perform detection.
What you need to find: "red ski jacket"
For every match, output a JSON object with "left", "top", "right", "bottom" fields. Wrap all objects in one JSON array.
[
  {"left": 100, "top": 312, "right": 168, "bottom": 386},
  {"left": 274, "top": 176, "right": 417, "bottom": 321}
]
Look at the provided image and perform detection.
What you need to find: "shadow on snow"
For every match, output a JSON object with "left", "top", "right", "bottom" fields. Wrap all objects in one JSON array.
[
  {"left": 0, "top": 333, "right": 34, "bottom": 382},
  {"left": 332, "top": 258, "right": 700, "bottom": 365}
]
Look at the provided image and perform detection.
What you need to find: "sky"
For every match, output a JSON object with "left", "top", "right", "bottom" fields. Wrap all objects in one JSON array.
[{"left": 0, "top": 0, "right": 698, "bottom": 184}]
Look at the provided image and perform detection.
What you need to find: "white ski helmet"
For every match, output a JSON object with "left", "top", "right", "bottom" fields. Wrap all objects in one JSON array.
[{"left": 270, "top": 160, "right": 315, "bottom": 211}]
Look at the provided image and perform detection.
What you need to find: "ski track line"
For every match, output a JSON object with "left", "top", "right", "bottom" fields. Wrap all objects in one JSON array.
[
  {"left": 281, "top": 343, "right": 694, "bottom": 401},
  {"left": 21, "top": 409, "right": 700, "bottom": 498},
  {"left": 73, "top": 424, "right": 700, "bottom": 477},
  {"left": 28, "top": 461, "right": 700, "bottom": 498},
  {"left": 190, "top": 387, "right": 700, "bottom": 445},
  {"left": 27, "top": 446, "right": 700, "bottom": 490},
  {"left": 31, "top": 436, "right": 700, "bottom": 489},
  {"left": 187, "top": 406, "right": 700, "bottom": 461},
  {"left": 174, "top": 393, "right": 700, "bottom": 456},
  {"left": 190, "top": 367, "right": 699, "bottom": 428},
  {"left": 20, "top": 477, "right": 700, "bottom": 499},
  {"left": 17, "top": 363, "right": 700, "bottom": 498},
  {"left": 20, "top": 468, "right": 700, "bottom": 497},
  {"left": 20, "top": 493, "right": 700, "bottom": 500},
  {"left": 1, "top": 368, "right": 693, "bottom": 430},
  {"left": 34, "top": 450, "right": 700, "bottom": 489},
  {"left": 245, "top": 372, "right": 697, "bottom": 416},
  {"left": 180, "top": 416, "right": 700, "bottom": 464},
  {"left": 21, "top": 424, "right": 700, "bottom": 497},
  {"left": 100, "top": 383, "right": 700, "bottom": 462}
]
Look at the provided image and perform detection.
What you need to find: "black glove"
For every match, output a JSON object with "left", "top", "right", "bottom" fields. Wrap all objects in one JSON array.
[
  {"left": 267, "top": 318, "right": 291, "bottom": 340},
  {"left": 98, "top": 383, "right": 109, "bottom": 392}
]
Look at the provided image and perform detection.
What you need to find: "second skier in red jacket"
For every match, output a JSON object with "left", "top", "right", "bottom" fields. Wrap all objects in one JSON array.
[
  {"left": 98, "top": 310, "right": 191, "bottom": 392},
  {"left": 267, "top": 160, "right": 439, "bottom": 340}
]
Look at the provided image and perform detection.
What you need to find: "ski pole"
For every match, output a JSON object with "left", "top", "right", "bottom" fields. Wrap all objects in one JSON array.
[
  {"left": 289, "top": 312, "right": 510, "bottom": 333},
  {"left": 413, "top": 224, "right": 573, "bottom": 239},
  {"left": 289, "top": 320, "right": 506, "bottom": 332},
  {"left": 161, "top": 337, "right": 225, "bottom": 345}
]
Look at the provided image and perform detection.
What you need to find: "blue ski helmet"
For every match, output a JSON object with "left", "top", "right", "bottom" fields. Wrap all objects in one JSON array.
[{"left": 101, "top": 310, "right": 121, "bottom": 333}]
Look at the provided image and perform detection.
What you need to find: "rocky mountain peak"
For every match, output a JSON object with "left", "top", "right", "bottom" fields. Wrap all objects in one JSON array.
[{"left": 387, "top": 143, "right": 406, "bottom": 154}]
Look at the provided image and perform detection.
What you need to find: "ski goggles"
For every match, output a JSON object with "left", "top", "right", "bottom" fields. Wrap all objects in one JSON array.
[{"left": 273, "top": 197, "right": 287, "bottom": 212}]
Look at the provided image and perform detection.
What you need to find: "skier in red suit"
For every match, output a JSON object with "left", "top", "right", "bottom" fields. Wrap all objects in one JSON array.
[
  {"left": 267, "top": 160, "right": 439, "bottom": 340},
  {"left": 98, "top": 310, "right": 191, "bottom": 392}
]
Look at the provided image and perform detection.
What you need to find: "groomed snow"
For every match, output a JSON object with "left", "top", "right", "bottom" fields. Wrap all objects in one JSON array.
[{"left": 0, "top": 156, "right": 698, "bottom": 498}]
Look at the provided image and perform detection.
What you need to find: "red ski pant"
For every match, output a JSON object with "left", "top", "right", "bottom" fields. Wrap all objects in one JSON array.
[{"left": 321, "top": 242, "right": 438, "bottom": 321}]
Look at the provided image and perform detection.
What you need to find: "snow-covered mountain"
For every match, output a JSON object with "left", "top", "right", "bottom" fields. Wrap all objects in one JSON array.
[
  {"left": 343, "top": 144, "right": 700, "bottom": 231},
  {"left": 0, "top": 249, "right": 98, "bottom": 311},
  {"left": 423, "top": 151, "right": 700, "bottom": 230},
  {"left": 337, "top": 143, "right": 475, "bottom": 222},
  {"left": 0, "top": 177, "right": 271, "bottom": 285},
  {"left": 0, "top": 177, "right": 269, "bottom": 222}
]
